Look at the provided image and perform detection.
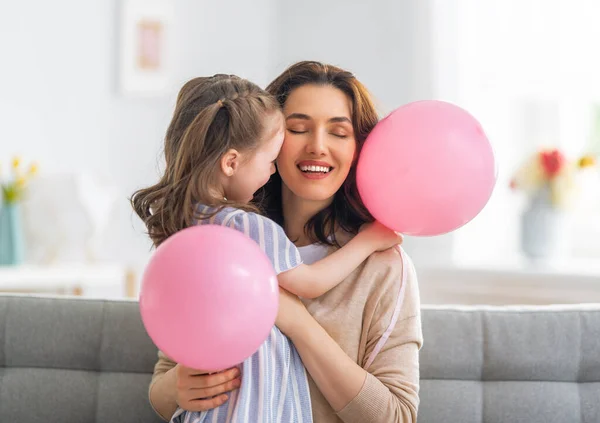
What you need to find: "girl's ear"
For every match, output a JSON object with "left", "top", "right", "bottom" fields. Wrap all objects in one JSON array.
[{"left": 220, "top": 148, "right": 241, "bottom": 176}]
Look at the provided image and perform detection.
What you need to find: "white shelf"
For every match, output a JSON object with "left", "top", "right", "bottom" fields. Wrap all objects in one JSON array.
[
  {"left": 0, "top": 263, "right": 136, "bottom": 298},
  {"left": 417, "top": 258, "right": 600, "bottom": 306}
]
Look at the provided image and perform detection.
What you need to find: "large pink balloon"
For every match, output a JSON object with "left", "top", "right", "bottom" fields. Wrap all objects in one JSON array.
[
  {"left": 357, "top": 100, "right": 496, "bottom": 236},
  {"left": 139, "top": 225, "right": 278, "bottom": 371}
]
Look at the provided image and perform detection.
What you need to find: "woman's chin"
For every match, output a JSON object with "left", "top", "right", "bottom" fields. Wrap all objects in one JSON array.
[
  {"left": 281, "top": 170, "right": 343, "bottom": 204},
  {"left": 291, "top": 185, "right": 337, "bottom": 204}
]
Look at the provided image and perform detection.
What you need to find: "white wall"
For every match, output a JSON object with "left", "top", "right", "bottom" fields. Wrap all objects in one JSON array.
[
  {"left": 1, "top": 0, "right": 453, "bottom": 271},
  {"left": 274, "top": 0, "right": 454, "bottom": 266},
  {"left": 275, "top": 0, "right": 426, "bottom": 111},
  {"left": 1, "top": 0, "right": 277, "bottom": 269}
]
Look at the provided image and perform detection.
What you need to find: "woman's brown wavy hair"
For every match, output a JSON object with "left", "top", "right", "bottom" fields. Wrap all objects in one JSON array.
[
  {"left": 254, "top": 61, "right": 379, "bottom": 247},
  {"left": 131, "top": 74, "right": 281, "bottom": 247}
]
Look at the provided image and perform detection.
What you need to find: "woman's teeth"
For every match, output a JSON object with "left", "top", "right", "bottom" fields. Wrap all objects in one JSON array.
[{"left": 299, "top": 165, "right": 331, "bottom": 173}]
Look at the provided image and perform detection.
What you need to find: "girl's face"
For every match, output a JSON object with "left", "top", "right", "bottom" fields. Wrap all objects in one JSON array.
[
  {"left": 277, "top": 84, "right": 357, "bottom": 206},
  {"left": 226, "top": 111, "right": 284, "bottom": 203}
]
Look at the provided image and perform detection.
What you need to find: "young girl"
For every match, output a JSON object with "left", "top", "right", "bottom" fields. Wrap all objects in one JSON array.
[{"left": 132, "top": 74, "right": 401, "bottom": 423}]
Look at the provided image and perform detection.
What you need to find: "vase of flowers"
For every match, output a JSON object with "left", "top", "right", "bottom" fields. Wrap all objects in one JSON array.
[
  {"left": 510, "top": 149, "right": 596, "bottom": 260},
  {"left": 0, "top": 157, "right": 37, "bottom": 265}
]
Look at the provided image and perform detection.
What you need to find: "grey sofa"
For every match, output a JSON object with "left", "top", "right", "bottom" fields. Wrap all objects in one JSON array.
[{"left": 0, "top": 295, "right": 598, "bottom": 423}]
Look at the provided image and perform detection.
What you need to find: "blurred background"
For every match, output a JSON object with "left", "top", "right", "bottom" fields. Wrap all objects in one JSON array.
[{"left": 1, "top": 0, "right": 599, "bottom": 304}]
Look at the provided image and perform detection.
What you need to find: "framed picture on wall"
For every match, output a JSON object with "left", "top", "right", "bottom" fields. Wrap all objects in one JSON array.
[{"left": 118, "top": 0, "right": 174, "bottom": 96}]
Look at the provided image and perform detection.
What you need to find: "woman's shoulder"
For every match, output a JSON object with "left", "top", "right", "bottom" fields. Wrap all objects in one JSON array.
[
  {"left": 336, "top": 231, "right": 414, "bottom": 283},
  {"left": 358, "top": 243, "right": 409, "bottom": 279},
  {"left": 361, "top": 246, "right": 421, "bottom": 321},
  {"left": 368, "top": 245, "right": 406, "bottom": 268}
]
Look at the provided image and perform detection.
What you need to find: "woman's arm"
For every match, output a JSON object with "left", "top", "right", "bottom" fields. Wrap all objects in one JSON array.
[
  {"left": 276, "top": 249, "right": 422, "bottom": 423},
  {"left": 336, "top": 314, "right": 421, "bottom": 423},
  {"left": 149, "top": 364, "right": 178, "bottom": 421},
  {"left": 278, "top": 291, "right": 367, "bottom": 409},
  {"left": 148, "top": 351, "right": 179, "bottom": 420}
]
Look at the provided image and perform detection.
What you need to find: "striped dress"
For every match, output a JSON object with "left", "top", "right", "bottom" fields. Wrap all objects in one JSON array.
[{"left": 170, "top": 206, "right": 313, "bottom": 423}]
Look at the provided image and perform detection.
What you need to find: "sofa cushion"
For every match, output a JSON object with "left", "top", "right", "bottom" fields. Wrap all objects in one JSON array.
[
  {"left": 419, "top": 305, "right": 600, "bottom": 423},
  {"left": 0, "top": 295, "right": 162, "bottom": 423},
  {"left": 1, "top": 296, "right": 599, "bottom": 423}
]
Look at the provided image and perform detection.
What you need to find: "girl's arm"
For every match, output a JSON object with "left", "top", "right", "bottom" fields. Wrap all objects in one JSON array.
[{"left": 278, "top": 222, "right": 402, "bottom": 298}]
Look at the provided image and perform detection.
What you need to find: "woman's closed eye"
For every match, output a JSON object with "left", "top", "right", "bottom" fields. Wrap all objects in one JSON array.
[
  {"left": 287, "top": 125, "right": 351, "bottom": 138},
  {"left": 331, "top": 132, "right": 348, "bottom": 139},
  {"left": 329, "top": 123, "right": 352, "bottom": 139}
]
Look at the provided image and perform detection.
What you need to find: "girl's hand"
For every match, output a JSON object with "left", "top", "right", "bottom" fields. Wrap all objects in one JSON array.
[
  {"left": 174, "top": 365, "right": 241, "bottom": 412},
  {"left": 359, "top": 221, "right": 404, "bottom": 252}
]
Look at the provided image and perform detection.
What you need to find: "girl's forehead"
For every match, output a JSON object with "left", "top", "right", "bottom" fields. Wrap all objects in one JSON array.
[
  {"left": 263, "top": 111, "right": 284, "bottom": 133},
  {"left": 260, "top": 112, "right": 284, "bottom": 147}
]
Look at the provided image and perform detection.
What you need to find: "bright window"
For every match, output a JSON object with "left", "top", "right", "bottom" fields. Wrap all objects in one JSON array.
[{"left": 431, "top": 0, "right": 600, "bottom": 262}]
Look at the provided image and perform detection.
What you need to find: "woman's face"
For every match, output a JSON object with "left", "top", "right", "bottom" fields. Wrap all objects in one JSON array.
[{"left": 277, "top": 84, "right": 357, "bottom": 205}]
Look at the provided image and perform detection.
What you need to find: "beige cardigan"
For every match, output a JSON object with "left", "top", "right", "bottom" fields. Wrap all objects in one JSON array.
[{"left": 149, "top": 246, "right": 423, "bottom": 423}]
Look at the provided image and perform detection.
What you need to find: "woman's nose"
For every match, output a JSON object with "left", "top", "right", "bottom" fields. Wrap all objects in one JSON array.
[{"left": 306, "top": 130, "right": 327, "bottom": 156}]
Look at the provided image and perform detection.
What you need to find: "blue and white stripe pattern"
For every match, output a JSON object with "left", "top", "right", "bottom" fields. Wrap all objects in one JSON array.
[{"left": 170, "top": 206, "right": 312, "bottom": 423}]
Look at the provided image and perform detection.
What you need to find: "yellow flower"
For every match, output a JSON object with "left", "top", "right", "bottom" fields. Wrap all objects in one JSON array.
[
  {"left": 578, "top": 155, "right": 596, "bottom": 168},
  {"left": 16, "top": 176, "right": 26, "bottom": 187},
  {"left": 28, "top": 163, "right": 38, "bottom": 175},
  {"left": 12, "top": 156, "right": 20, "bottom": 169}
]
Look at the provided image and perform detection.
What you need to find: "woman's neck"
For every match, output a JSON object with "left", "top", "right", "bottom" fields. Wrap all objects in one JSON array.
[{"left": 281, "top": 185, "right": 332, "bottom": 247}]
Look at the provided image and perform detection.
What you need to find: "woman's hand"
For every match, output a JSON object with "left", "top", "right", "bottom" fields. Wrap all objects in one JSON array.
[
  {"left": 174, "top": 365, "right": 241, "bottom": 412},
  {"left": 275, "top": 288, "right": 311, "bottom": 338}
]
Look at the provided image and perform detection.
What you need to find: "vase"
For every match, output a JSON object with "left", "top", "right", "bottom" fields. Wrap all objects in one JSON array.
[
  {"left": 520, "top": 188, "right": 570, "bottom": 260},
  {"left": 0, "top": 202, "right": 25, "bottom": 266}
]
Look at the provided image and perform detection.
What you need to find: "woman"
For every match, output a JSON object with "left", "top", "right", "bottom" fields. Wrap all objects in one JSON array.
[{"left": 148, "top": 61, "right": 423, "bottom": 423}]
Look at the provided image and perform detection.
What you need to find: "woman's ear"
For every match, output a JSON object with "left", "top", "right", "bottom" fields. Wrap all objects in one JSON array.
[{"left": 220, "top": 148, "right": 241, "bottom": 176}]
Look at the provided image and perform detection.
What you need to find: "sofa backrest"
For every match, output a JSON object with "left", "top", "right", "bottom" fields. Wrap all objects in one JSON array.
[
  {"left": 419, "top": 304, "right": 600, "bottom": 423},
  {"left": 0, "top": 295, "right": 162, "bottom": 423},
  {"left": 1, "top": 295, "right": 599, "bottom": 423}
]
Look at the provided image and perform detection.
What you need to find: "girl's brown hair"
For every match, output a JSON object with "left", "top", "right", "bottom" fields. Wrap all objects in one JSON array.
[
  {"left": 131, "top": 74, "right": 280, "bottom": 247},
  {"left": 255, "top": 61, "right": 379, "bottom": 247}
]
